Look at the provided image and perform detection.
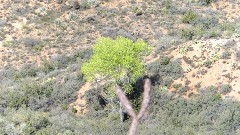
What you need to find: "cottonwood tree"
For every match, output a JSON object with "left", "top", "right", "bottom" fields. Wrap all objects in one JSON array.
[
  {"left": 81, "top": 36, "right": 150, "bottom": 93},
  {"left": 81, "top": 36, "right": 151, "bottom": 135}
]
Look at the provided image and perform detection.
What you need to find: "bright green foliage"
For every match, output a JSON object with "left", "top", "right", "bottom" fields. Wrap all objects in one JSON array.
[{"left": 81, "top": 37, "right": 150, "bottom": 92}]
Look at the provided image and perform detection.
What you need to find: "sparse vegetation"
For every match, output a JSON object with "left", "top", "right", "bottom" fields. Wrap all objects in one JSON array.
[
  {"left": 180, "top": 29, "right": 195, "bottom": 40},
  {"left": 221, "top": 50, "right": 231, "bottom": 59},
  {"left": 182, "top": 11, "right": 196, "bottom": 24},
  {"left": 1, "top": 0, "right": 240, "bottom": 134},
  {"left": 220, "top": 84, "right": 232, "bottom": 94}
]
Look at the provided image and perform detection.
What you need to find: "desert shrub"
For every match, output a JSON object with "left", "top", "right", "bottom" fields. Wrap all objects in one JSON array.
[
  {"left": 0, "top": 108, "right": 51, "bottom": 134},
  {"left": 23, "top": 37, "right": 41, "bottom": 47},
  {"left": 51, "top": 72, "right": 85, "bottom": 104},
  {"left": 2, "top": 83, "right": 240, "bottom": 134},
  {"left": 70, "top": 48, "right": 93, "bottom": 62},
  {"left": 163, "top": 0, "right": 172, "bottom": 9},
  {"left": 194, "top": 15, "right": 237, "bottom": 39},
  {"left": 188, "top": 0, "right": 212, "bottom": 6},
  {"left": 147, "top": 58, "right": 183, "bottom": 79},
  {"left": 160, "top": 60, "right": 183, "bottom": 79},
  {"left": 172, "top": 83, "right": 182, "bottom": 89},
  {"left": 220, "top": 23, "right": 236, "bottom": 32},
  {"left": 4, "top": 80, "right": 55, "bottom": 110},
  {"left": 7, "top": 91, "right": 27, "bottom": 109},
  {"left": 47, "top": 108, "right": 129, "bottom": 134},
  {"left": 85, "top": 88, "right": 107, "bottom": 112},
  {"left": 178, "top": 86, "right": 187, "bottom": 95},
  {"left": 180, "top": 29, "right": 195, "bottom": 40},
  {"left": 136, "top": 87, "right": 239, "bottom": 134},
  {"left": 48, "top": 49, "right": 92, "bottom": 70},
  {"left": 20, "top": 81, "right": 53, "bottom": 98},
  {"left": 181, "top": 13, "right": 224, "bottom": 39},
  {"left": 41, "top": 60, "right": 55, "bottom": 73},
  {"left": 208, "top": 27, "right": 221, "bottom": 38},
  {"left": 147, "top": 58, "right": 183, "bottom": 88},
  {"left": 220, "top": 84, "right": 232, "bottom": 94},
  {"left": 51, "top": 55, "right": 71, "bottom": 69},
  {"left": 19, "top": 64, "right": 38, "bottom": 77},
  {"left": 72, "top": 107, "right": 78, "bottom": 113},
  {"left": 1, "top": 48, "right": 90, "bottom": 111},
  {"left": 221, "top": 50, "right": 231, "bottom": 59},
  {"left": 80, "top": 0, "right": 99, "bottom": 9},
  {"left": 182, "top": 11, "right": 196, "bottom": 24},
  {"left": 159, "top": 56, "right": 171, "bottom": 65},
  {"left": 221, "top": 23, "right": 237, "bottom": 37},
  {"left": 162, "top": 77, "right": 173, "bottom": 87},
  {"left": 198, "top": 0, "right": 212, "bottom": 5},
  {"left": 199, "top": 16, "right": 219, "bottom": 30},
  {"left": 0, "top": 68, "right": 18, "bottom": 80},
  {"left": 205, "top": 0, "right": 211, "bottom": 5}
]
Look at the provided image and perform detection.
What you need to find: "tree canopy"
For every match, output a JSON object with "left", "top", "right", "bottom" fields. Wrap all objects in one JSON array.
[{"left": 81, "top": 37, "right": 150, "bottom": 92}]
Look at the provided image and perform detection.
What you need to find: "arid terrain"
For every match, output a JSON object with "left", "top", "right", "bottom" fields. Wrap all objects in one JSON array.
[{"left": 1, "top": 0, "right": 240, "bottom": 134}]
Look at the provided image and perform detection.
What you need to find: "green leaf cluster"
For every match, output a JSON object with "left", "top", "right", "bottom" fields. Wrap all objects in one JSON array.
[{"left": 81, "top": 37, "right": 150, "bottom": 87}]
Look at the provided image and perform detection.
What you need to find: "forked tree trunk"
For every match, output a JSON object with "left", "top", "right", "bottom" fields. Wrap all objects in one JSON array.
[{"left": 115, "top": 78, "right": 151, "bottom": 135}]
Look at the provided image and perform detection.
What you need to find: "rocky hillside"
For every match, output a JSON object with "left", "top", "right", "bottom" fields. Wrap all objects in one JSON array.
[{"left": 0, "top": 0, "right": 240, "bottom": 134}]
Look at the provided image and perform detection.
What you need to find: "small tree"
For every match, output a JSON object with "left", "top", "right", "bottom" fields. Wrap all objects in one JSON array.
[
  {"left": 81, "top": 36, "right": 151, "bottom": 135},
  {"left": 81, "top": 36, "right": 150, "bottom": 93}
]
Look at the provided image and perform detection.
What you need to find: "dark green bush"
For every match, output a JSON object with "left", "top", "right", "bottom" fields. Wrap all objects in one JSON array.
[
  {"left": 147, "top": 59, "right": 183, "bottom": 79},
  {"left": 163, "top": 0, "right": 172, "bottom": 9},
  {"left": 21, "top": 82, "right": 49, "bottom": 97},
  {"left": 85, "top": 88, "right": 107, "bottom": 112},
  {"left": 178, "top": 86, "right": 187, "bottom": 95},
  {"left": 41, "top": 60, "right": 55, "bottom": 73},
  {"left": 0, "top": 108, "right": 51, "bottom": 134},
  {"left": 72, "top": 107, "right": 78, "bottom": 113},
  {"left": 180, "top": 29, "right": 195, "bottom": 40},
  {"left": 51, "top": 73, "right": 84, "bottom": 104},
  {"left": 160, "top": 56, "right": 171, "bottom": 65},
  {"left": 162, "top": 77, "right": 173, "bottom": 87},
  {"left": 206, "top": 0, "right": 211, "bottom": 5},
  {"left": 202, "top": 0, "right": 211, "bottom": 5},
  {"left": 182, "top": 11, "right": 196, "bottom": 24},
  {"left": 7, "top": 91, "right": 27, "bottom": 108},
  {"left": 2, "top": 84, "right": 240, "bottom": 135},
  {"left": 136, "top": 87, "right": 239, "bottom": 134},
  {"left": 19, "top": 64, "right": 38, "bottom": 77}
]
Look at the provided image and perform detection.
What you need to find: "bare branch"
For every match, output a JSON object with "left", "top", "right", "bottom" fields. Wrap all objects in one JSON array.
[
  {"left": 129, "top": 118, "right": 138, "bottom": 135},
  {"left": 115, "top": 78, "right": 151, "bottom": 135},
  {"left": 137, "top": 78, "right": 151, "bottom": 120},
  {"left": 115, "top": 85, "right": 137, "bottom": 118}
]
